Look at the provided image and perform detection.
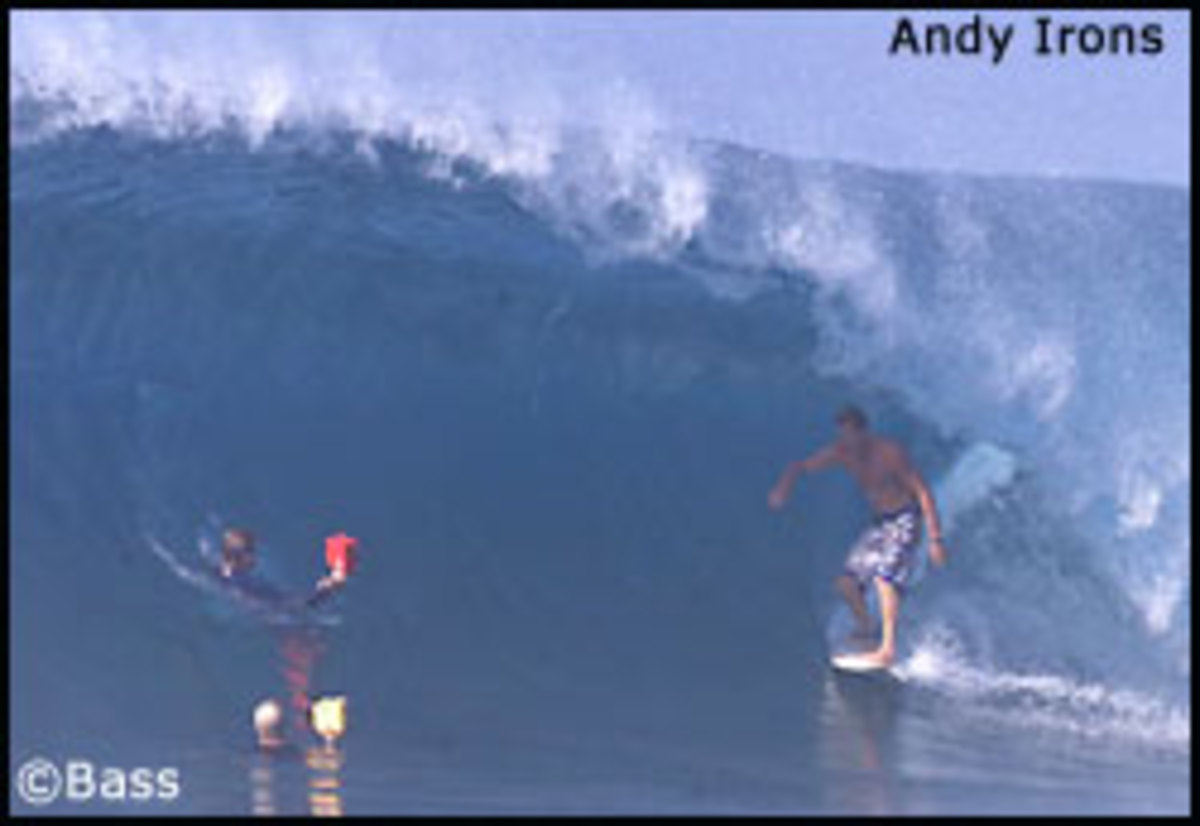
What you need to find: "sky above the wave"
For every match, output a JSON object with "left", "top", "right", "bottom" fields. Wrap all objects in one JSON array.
[
  {"left": 11, "top": 10, "right": 1190, "bottom": 186},
  {"left": 545, "top": 10, "right": 1190, "bottom": 186}
]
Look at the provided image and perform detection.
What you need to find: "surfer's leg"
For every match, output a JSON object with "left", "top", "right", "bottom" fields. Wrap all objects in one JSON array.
[
  {"left": 836, "top": 574, "right": 873, "bottom": 634},
  {"left": 863, "top": 576, "right": 900, "bottom": 665},
  {"left": 840, "top": 524, "right": 882, "bottom": 636}
]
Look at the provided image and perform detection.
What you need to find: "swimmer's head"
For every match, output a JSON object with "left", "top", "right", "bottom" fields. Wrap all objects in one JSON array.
[{"left": 222, "top": 528, "right": 257, "bottom": 576}]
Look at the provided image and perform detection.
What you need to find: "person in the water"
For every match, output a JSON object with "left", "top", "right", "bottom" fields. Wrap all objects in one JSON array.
[
  {"left": 768, "top": 406, "right": 947, "bottom": 668},
  {"left": 218, "top": 528, "right": 354, "bottom": 608},
  {"left": 220, "top": 527, "right": 258, "bottom": 579}
]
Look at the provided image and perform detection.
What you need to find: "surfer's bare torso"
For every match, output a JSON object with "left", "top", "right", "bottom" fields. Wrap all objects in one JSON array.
[{"left": 837, "top": 437, "right": 918, "bottom": 514}]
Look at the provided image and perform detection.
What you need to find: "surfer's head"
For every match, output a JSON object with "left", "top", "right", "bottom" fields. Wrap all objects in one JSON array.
[
  {"left": 835, "top": 405, "right": 869, "bottom": 448},
  {"left": 221, "top": 528, "right": 257, "bottom": 577}
]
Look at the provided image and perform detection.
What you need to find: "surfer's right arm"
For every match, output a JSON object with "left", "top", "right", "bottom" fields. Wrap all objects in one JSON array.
[{"left": 768, "top": 445, "right": 840, "bottom": 510}]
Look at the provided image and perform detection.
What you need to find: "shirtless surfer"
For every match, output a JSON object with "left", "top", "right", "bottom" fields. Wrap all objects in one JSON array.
[{"left": 768, "top": 406, "right": 947, "bottom": 668}]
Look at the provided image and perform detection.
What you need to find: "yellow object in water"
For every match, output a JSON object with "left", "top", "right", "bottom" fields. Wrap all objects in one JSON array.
[{"left": 310, "top": 695, "right": 347, "bottom": 745}]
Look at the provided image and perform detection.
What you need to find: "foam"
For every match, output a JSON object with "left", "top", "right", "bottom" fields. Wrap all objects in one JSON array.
[{"left": 896, "top": 625, "right": 1190, "bottom": 750}]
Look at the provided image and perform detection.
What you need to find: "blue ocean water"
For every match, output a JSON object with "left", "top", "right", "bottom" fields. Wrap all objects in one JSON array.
[{"left": 9, "top": 22, "right": 1190, "bottom": 815}]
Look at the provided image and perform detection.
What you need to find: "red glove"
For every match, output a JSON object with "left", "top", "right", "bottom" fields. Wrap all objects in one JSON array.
[{"left": 325, "top": 533, "right": 359, "bottom": 579}]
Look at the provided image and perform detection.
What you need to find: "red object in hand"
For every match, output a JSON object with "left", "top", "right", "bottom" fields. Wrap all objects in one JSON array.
[{"left": 325, "top": 533, "right": 359, "bottom": 578}]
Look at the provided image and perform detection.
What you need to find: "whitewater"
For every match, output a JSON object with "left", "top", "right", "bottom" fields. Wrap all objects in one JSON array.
[{"left": 10, "top": 12, "right": 1189, "bottom": 815}]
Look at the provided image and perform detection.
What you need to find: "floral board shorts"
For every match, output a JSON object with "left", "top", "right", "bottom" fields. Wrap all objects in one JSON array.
[{"left": 843, "top": 504, "right": 922, "bottom": 592}]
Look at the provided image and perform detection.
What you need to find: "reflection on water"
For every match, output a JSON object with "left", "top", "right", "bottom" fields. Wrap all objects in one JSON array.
[
  {"left": 245, "top": 743, "right": 346, "bottom": 817},
  {"left": 249, "top": 755, "right": 279, "bottom": 816},
  {"left": 306, "top": 744, "right": 346, "bottom": 816},
  {"left": 245, "top": 625, "right": 347, "bottom": 815},
  {"left": 280, "top": 627, "right": 326, "bottom": 736},
  {"left": 818, "top": 670, "right": 904, "bottom": 814}
]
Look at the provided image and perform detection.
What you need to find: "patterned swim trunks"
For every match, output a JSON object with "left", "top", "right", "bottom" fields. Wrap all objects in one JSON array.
[{"left": 843, "top": 504, "right": 922, "bottom": 592}]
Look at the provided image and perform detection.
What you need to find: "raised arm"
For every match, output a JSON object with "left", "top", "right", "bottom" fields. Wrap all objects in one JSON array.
[{"left": 768, "top": 444, "right": 841, "bottom": 510}]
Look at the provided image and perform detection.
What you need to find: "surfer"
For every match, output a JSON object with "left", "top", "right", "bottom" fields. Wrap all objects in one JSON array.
[{"left": 768, "top": 406, "right": 947, "bottom": 669}]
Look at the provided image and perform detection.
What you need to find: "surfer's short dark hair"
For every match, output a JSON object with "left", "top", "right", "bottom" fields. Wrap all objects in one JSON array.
[{"left": 836, "top": 405, "right": 869, "bottom": 431}]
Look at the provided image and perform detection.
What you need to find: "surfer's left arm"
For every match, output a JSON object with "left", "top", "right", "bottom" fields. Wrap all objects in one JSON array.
[
  {"left": 769, "top": 444, "right": 840, "bottom": 510},
  {"left": 305, "top": 575, "right": 345, "bottom": 608},
  {"left": 901, "top": 452, "right": 947, "bottom": 567}
]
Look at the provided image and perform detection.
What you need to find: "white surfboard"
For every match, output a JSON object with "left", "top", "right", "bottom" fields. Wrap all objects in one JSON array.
[{"left": 830, "top": 651, "right": 893, "bottom": 674}]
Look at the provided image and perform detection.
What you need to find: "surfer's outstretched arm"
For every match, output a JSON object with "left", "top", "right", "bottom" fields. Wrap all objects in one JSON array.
[
  {"left": 305, "top": 575, "right": 345, "bottom": 608},
  {"left": 769, "top": 444, "right": 840, "bottom": 509}
]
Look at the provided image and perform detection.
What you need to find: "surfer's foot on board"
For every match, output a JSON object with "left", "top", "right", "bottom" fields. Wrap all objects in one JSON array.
[{"left": 853, "top": 647, "right": 895, "bottom": 669}]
